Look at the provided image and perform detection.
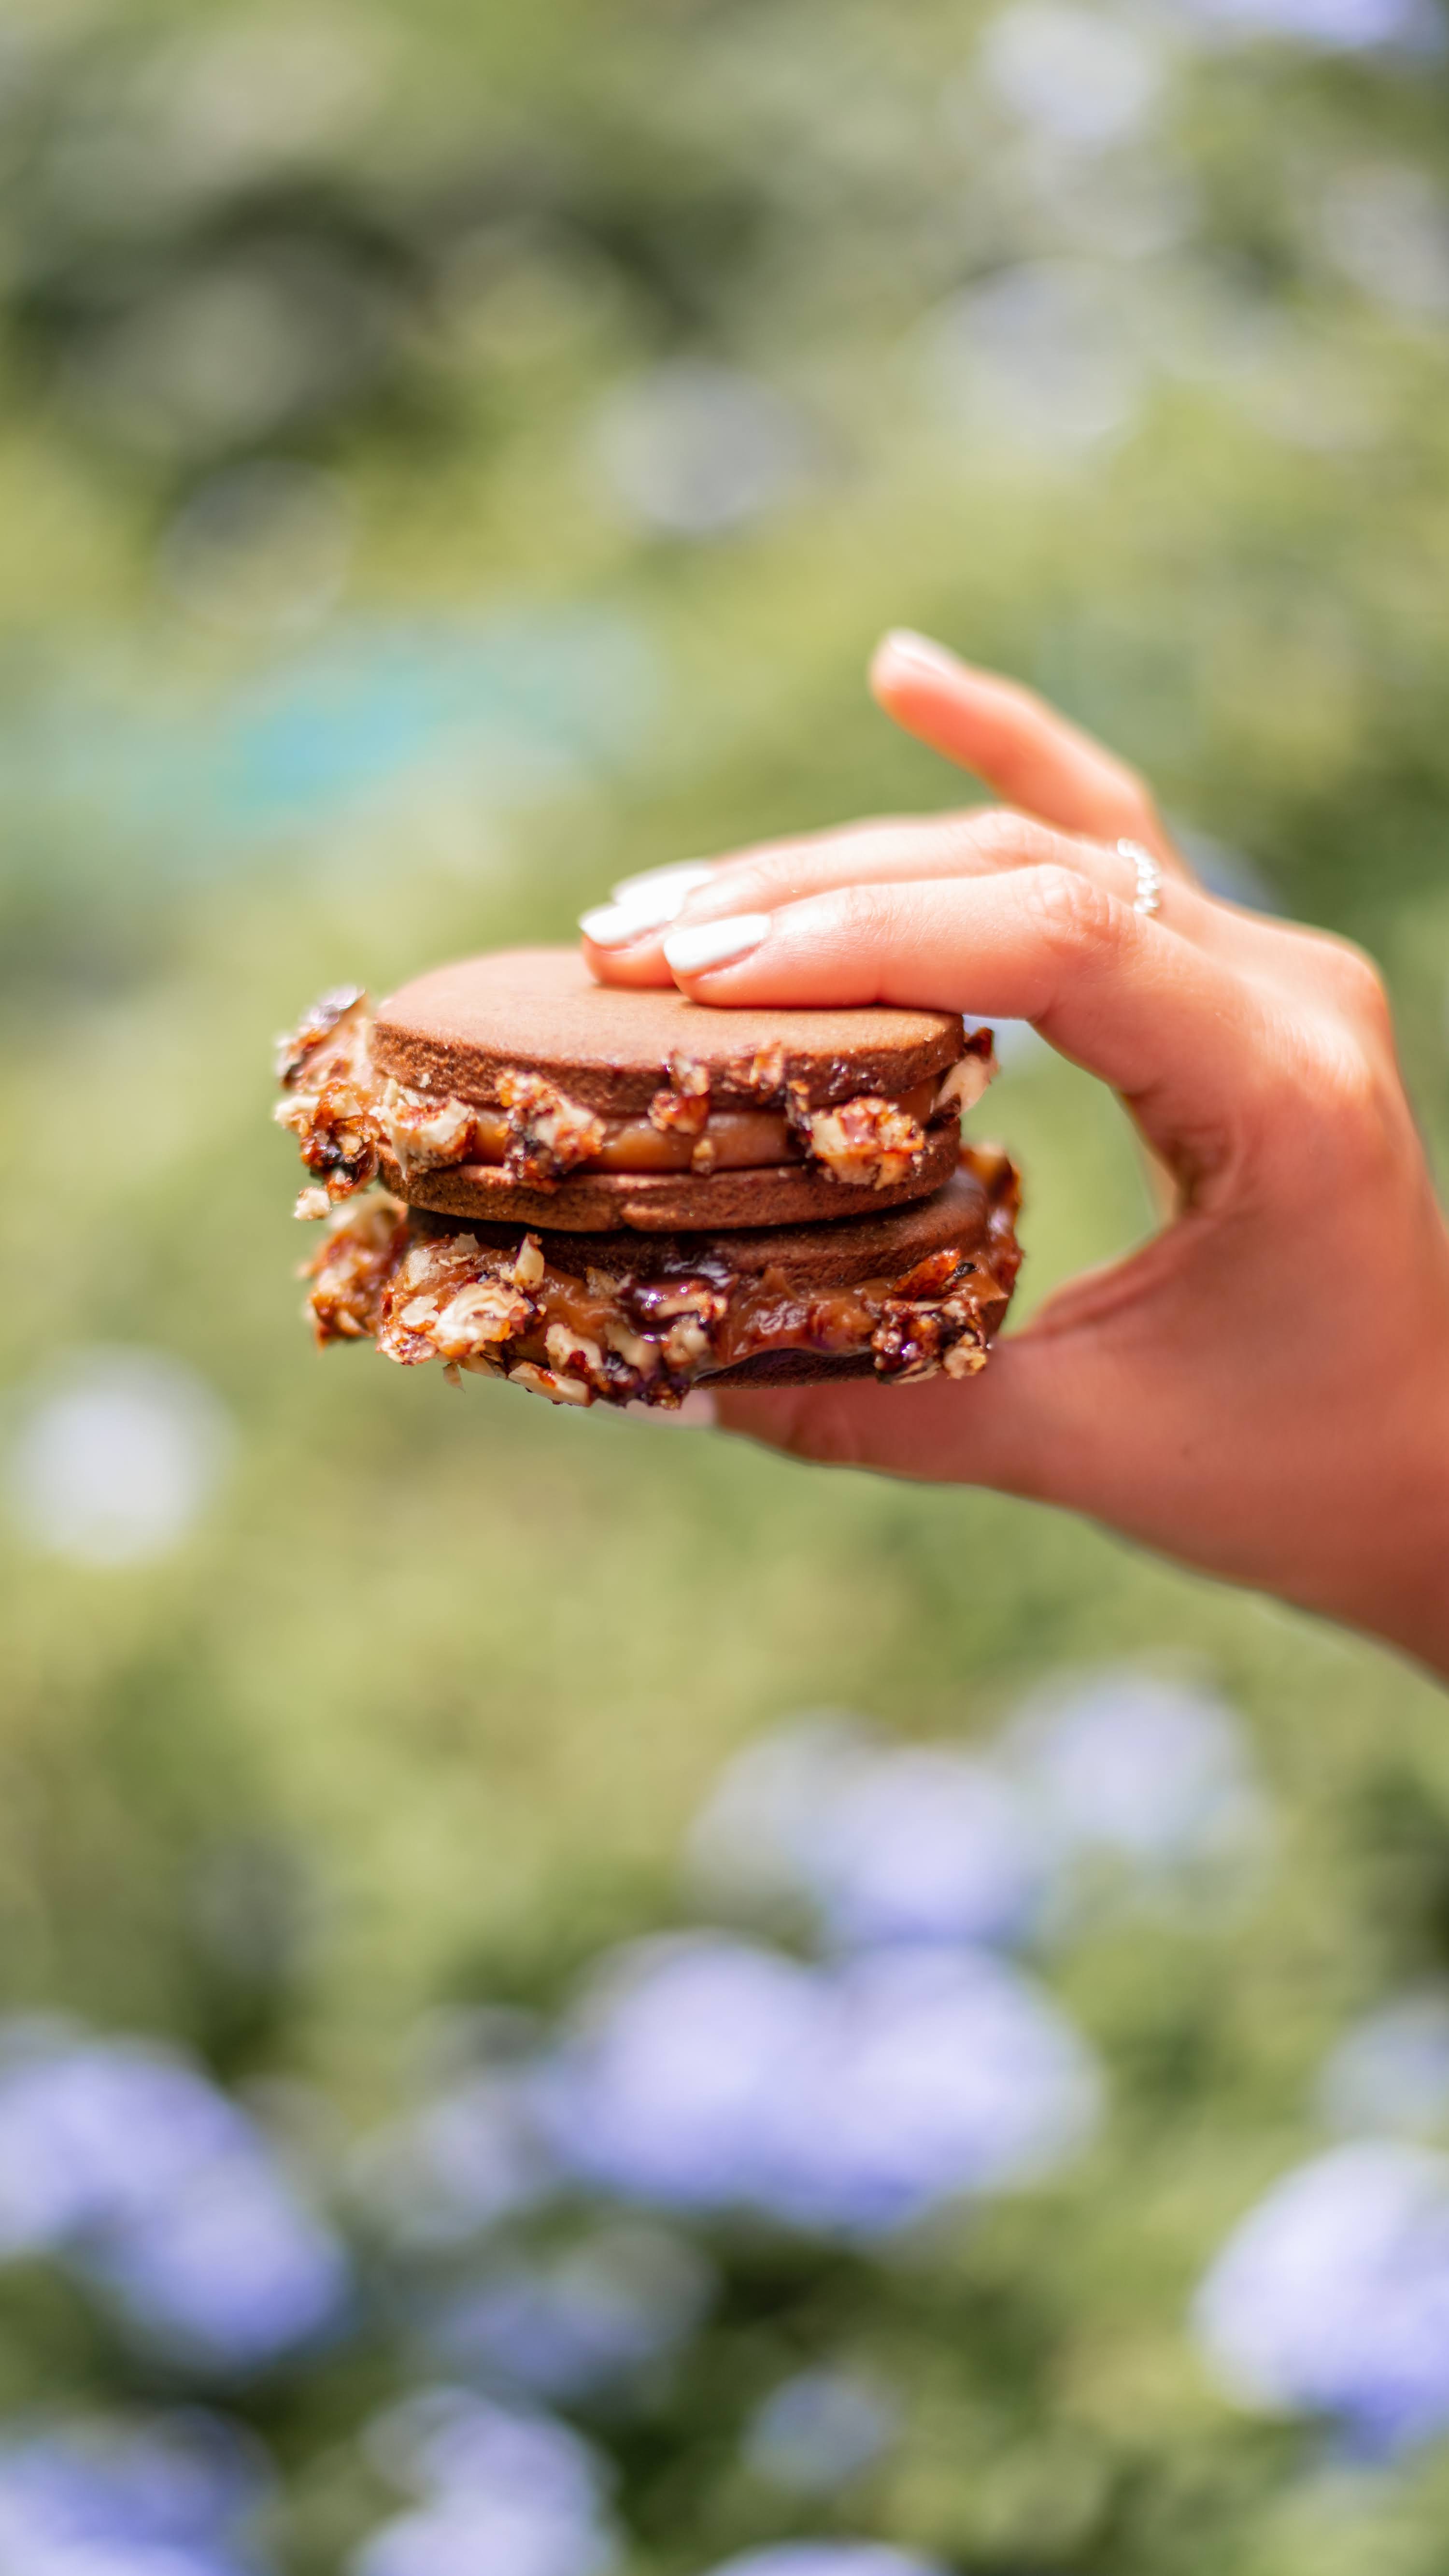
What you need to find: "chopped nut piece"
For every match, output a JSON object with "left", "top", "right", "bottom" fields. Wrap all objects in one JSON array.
[
  {"left": 871, "top": 1289, "right": 990, "bottom": 1382},
  {"left": 870, "top": 1300, "right": 946, "bottom": 1381},
  {"left": 603, "top": 1315, "right": 660, "bottom": 1377},
  {"left": 788, "top": 1083, "right": 926, "bottom": 1189},
  {"left": 274, "top": 991, "right": 382, "bottom": 1204},
  {"left": 943, "top": 1336, "right": 989, "bottom": 1379},
  {"left": 895, "top": 1250, "right": 970, "bottom": 1301},
  {"left": 648, "top": 1053, "right": 711, "bottom": 1138},
  {"left": 399, "top": 1294, "right": 443, "bottom": 1329},
  {"left": 274, "top": 984, "right": 368, "bottom": 1086},
  {"left": 275, "top": 1075, "right": 380, "bottom": 1202},
  {"left": 380, "top": 1079, "right": 476, "bottom": 1174},
  {"left": 508, "top": 1362, "right": 593, "bottom": 1407},
  {"left": 301, "top": 1197, "right": 408, "bottom": 1345},
  {"left": 545, "top": 1323, "right": 606, "bottom": 1385},
  {"left": 740, "top": 1039, "right": 786, "bottom": 1100},
  {"left": 935, "top": 1041, "right": 997, "bottom": 1121},
  {"left": 496, "top": 1069, "right": 607, "bottom": 1186},
  {"left": 626, "top": 1278, "right": 728, "bottom": 1327},
  {"left": 392, "top": 1237, "right": 472, "bottom": 1297},
  {"left": 663, "top": 1314, "right": 712, "bottom": 1369},
  {"left": 513, "top": 1235, "right": 546, "bottom": 1290},
  {"left": 434, "top": 1280, "right": 534, "bottom": 1363}
]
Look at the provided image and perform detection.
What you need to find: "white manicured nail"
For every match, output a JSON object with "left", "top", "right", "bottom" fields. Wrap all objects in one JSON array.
[
  {"left": 579, "top": 903, "right": 656, "bottom": 948},
  {"left": 880, "top": 627, "right": 960, "bottom": 677},
  {"left": 663, "top": 913, "right": 770, "bottom": 975},
  {"left": 582, "top": 869, "right": 715, "bottom": 944},
  {"left": 600, "top": 875, "right": 701, "bottom": 933},
  {"left": 610, "top": 860, "right": 715, "bottom": 905}
]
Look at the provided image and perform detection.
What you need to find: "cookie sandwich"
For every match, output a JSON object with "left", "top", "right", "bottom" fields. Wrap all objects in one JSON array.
[{"left": 275, "top": 946, "right": 1021, "bottom": 1408}]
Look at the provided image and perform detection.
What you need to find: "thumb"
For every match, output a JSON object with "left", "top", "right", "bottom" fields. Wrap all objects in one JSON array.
[
  {"left": 710, "top": 1337, "right": 1064, "bottom": 1494},
  {"left": 710, "top": 1259, "right": 1194, "bottom": 1515}
]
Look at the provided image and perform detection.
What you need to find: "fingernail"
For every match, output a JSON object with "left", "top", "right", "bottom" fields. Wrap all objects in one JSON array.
[
  {"left": 663, "top": 913, "right": 770, "bottom": 976},
  {"left": 879, "top": 628, "right": 961, "bottom": 676},
  {"left": 579, "top": 902, "right": 656, "bottom": 948},
  {"left": 609, "top": 860, "right": 715, "bottom": 906},
  {"left": 610, "top": 875, "right": 707, "bottom": 933}
]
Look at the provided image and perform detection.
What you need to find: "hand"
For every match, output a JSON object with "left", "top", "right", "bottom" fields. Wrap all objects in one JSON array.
[{"left": 581, "top": 632, "right": 1449, "bottom": 1680}]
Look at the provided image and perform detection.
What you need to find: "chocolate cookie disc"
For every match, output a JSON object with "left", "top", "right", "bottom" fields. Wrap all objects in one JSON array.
[
  {"left": 280, "top": 949, "right": 990, "bottom": 1231},
  {"left": 373, "top": 947, "right": 965, "bottom": 1113}
]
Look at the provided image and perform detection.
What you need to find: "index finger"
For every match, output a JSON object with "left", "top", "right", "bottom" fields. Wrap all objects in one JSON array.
[
  {"left": 872, "top": 632, "right": 1183, "bottom": 867},
  {"left": 660, "top": 868, "right": 1264, "bottom": 1160}
]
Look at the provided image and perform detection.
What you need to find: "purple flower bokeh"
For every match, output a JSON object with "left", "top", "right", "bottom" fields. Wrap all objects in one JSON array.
[
  {"left": 0, "top": 2028, "right": 249, "bottom": 2252},
  {"left": 1193, "top": 2141, "right": 1449, "bottom": 2455},
  {"left": 0, "top": 2410, "right": 270, "bottom": 2576},
  {"left": 1168, "top": 0, "right": 1438, "bottom": 49},
  {"left": 801, "top": 1750, "right": 1051, "bottom": 1952},
  {"left": 1004, "top": 1670, "right": 1269, "bottom": 1893},
  {"left": 535, "top": 1937, "right": 820, "bottom": 2215},
  {"left": 94, "top": 2154, "right": 347, "bottom": 2373},
  {"left": 687, "top": 1719, "right": 1049, "bottom": 1952},
  {"left": 355, "top": 2388, "right": 617, "bottom": 2576},
  {"left": 760, "top": 1944, "right": 1102, "bottom": 2232},
  {"left": 0, "top": 2023, "right": 346, "bottom": 2373},
  {"left": 536, "top": 1933, "right": 1100, "bottom": 2235}
]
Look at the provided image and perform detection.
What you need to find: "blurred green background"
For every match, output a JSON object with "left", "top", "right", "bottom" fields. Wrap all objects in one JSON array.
[{"left": 3, "top": 1, "right": 1449, "bottom": 2569}]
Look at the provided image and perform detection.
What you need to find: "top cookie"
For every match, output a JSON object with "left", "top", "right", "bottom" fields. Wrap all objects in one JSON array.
[
  {"left": 372, "top": 947, "right": 964, "bottom": 1113},
  {"left": 276, "top": 947, "right": 993, "bottom": 1232}
]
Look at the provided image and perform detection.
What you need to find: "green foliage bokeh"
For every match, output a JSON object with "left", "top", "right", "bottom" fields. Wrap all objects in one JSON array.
[{"left": 2, "top": 2, "right": 1449, "bottom": 2568}]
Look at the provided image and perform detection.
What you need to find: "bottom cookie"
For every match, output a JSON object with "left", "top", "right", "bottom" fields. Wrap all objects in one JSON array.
[{"left": 299, "top": 1149, "right": 1022, "bottom": 1410}]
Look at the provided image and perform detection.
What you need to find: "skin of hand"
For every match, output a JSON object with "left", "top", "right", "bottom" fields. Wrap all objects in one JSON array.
[{"left": 581, "top": 631, "right": 1449, "bottom": 1681}]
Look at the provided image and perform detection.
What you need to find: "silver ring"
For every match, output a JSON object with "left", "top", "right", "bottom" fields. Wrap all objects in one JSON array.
[{"left": 1119, "top": 838, "right": 1162, "bottom": 917}]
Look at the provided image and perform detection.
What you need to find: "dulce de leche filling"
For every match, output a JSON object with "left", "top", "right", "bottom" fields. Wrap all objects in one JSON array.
[
  {"left": 302, "top": 1171, "right": 1020, "bottom": 1409},
  {"left": 404, "top": 1084, "right": 942, "bottom": 1174},
  {"left": 274, "top": 987, "right": 995, "bottom": 1213}
]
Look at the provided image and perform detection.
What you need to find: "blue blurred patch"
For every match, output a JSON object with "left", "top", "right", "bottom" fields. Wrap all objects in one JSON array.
[
  {"left": 422, "top": 2225, "right": 712, "bottom": 2405},
  {"left": 0, "top": 2021, "right": 348, "bottom": 2377},
  {"left": 1193, "top": 2139, "right": 1449, "bottom": 2456},
  {"left": 355, "top": 2387, "right": 618, "bottom": 2576},
  {"left": 0, "top": 2410, "right": 271, "bottom": 2574},
  {"left": 0, "top": 607, "right": 660, "bottom": 878},
  {"left": 742, "top": 2369, "right": 898, "bottom": 2493},
  {"left": 534, "top": 1932, "right": 1102, "bottom": 2236}
]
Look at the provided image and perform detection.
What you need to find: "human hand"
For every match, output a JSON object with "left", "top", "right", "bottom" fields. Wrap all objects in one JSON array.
[{"left": 580, "top": 632, "right": 1449, "bottom": 1679}]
